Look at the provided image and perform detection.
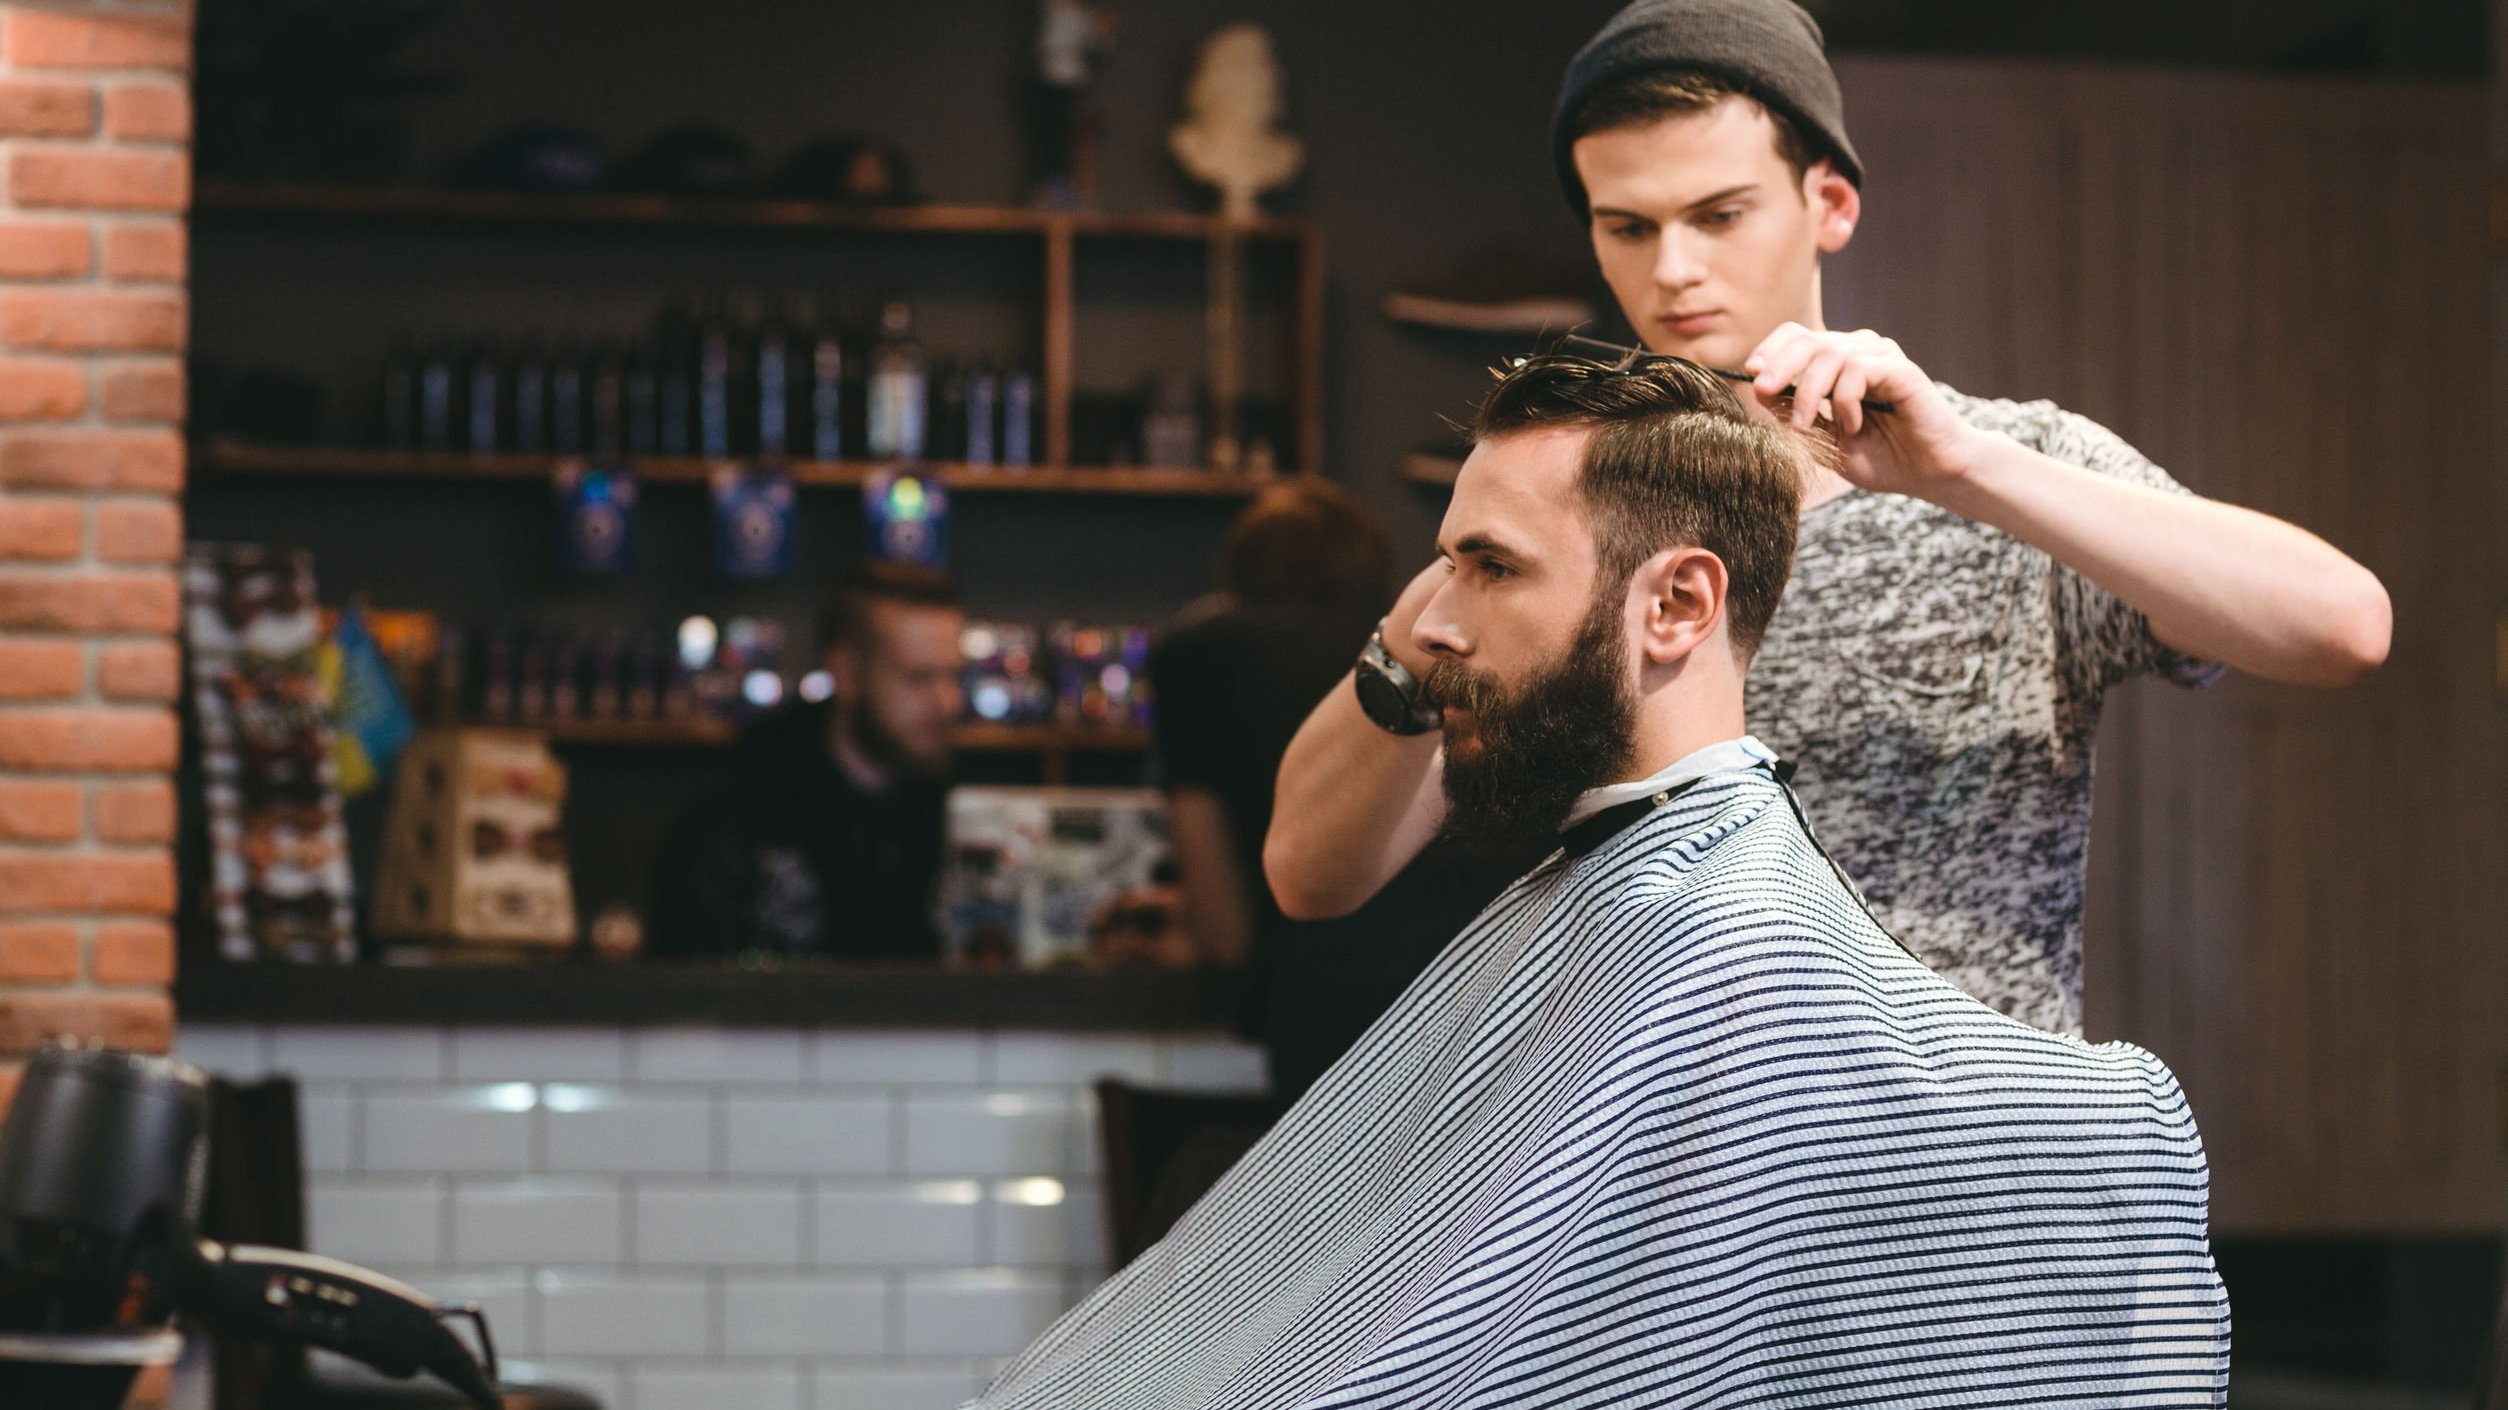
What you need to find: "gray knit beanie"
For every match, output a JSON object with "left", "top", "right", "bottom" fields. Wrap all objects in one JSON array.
[{"left": 1552, "top": 0, "right": 1863, "bottom": 220}]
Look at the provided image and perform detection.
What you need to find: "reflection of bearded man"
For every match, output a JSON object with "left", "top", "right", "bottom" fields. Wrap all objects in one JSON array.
[{"left": 1427, "top": 591, "right": 1633, "bottom": 858}]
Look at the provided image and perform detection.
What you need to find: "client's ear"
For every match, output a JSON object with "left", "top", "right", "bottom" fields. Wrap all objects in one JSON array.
[{"left": 1631, "top": 547, "right": 1728, "bottom": 667}]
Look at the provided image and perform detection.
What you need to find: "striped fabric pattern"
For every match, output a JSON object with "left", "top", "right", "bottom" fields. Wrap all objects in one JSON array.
[{"left": 972, "top": 765, "right": 2230, "bottom": 1409}]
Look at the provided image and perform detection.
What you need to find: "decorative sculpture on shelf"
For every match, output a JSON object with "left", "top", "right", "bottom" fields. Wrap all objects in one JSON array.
[{"left": 1168, "top": 23, "right": 1303, "bottom": 220}]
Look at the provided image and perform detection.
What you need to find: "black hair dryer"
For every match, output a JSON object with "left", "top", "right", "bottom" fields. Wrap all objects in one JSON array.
[{"left": 0, "top": 1040, "right": 502, "bottom": 1409}]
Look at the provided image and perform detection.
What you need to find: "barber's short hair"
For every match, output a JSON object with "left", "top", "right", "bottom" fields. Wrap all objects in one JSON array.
[
  {"left": 1472, "top": 352, "right": 1803, "bottom": 659},
  {"left": 817, "top": 561, "right": 962, "bottom": 655},
  {"left": 1219, "top": 478, "right": 1392, "bottom": 612},
  {"left": 1564, "top": 68, "right": 1820, "bottom": 188}
]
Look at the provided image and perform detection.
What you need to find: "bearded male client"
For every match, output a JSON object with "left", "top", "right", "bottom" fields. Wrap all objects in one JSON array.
[{"left": 965, "top": 355, "right": 2230, "bottom": 1410}]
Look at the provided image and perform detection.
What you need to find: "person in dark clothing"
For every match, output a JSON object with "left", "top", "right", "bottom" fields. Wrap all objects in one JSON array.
[
  {"left": 1152, "top": 481, "right": 1531, "bottom": 1102},
  {"left": 649, "top": 564, "right": 965, "bottom": 960}
]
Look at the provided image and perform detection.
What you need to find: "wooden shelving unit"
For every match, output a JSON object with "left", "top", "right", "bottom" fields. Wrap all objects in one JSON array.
[
  {"left": 536, "top": 717, "right": 734, "bottom": 747},
  {"left": 535, "top": 715, "right": 1148, "bottom": 784},
  {"left": 192, "top": 181, "right": 1311, "bottom": 242},
  {"left": 190, "top": 183, "right": 1299, "bottom": 792},
  {"left": 191, "top": 181, "right": 1328, "bottom": 478},
  {"left": 952, "top": 722, "right": 1150, "bottom": 755},
  {"left": 198, "top": 440, "right": 1280, "bottom": 499},
  {"left": 536, "top": 717, "right": 1146, "bottom": 753}
]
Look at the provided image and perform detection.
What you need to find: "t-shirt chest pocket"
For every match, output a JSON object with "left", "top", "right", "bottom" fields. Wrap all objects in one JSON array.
[
  {"left": 1843, "top": 618, "right": 1991, "bottom": 701},
  {"left": 1830, "top": 528, "right": 2034, "bottom": 715},
  {"left": 1828, "top": 588, "right": 2012, "bottom": 755}
]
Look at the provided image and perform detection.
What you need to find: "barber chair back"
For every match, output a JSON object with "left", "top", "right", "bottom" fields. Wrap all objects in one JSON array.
[
  {"left": 2477, "top": 1273, "right": 2508, "bottom": 1410},
  {"left": 1092, "top": 1080, "right": 1277, "bottom": 1269}
]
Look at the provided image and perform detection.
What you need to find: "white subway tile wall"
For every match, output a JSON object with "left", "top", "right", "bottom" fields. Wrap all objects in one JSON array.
[
  {"left": 633, "top": 1363, "right": 804, "bottom": 1410},
  {"left": 177, "top": 1023, "right": 1266, "bottom": 1410},
  {"left": 721, "top": 1278, "right": 888, "bottom": 1358},
  {"left": 813, "top": 1182, "right": 984, "bottom": 1268},
  {"left": 538, "top": 1272, "right": 712, "bottom": 1358},
  {"left": 303, "top": 1178, "right": 443, "bottom": 1268},
  {"left": 362, "top": 1091, "right": 534, "bottom": 1175},
  {"left": 900, "top": 1092, "right": 1074, "bottom": 1177},
  {"left": 451, "top": 1180, "right": 626, "bottom": 1266},
  {"left": 543, "top": 1091, "right": 716, "bottom": 1176},
  {"left": 452, "top": 1028, "right": 631, "bottom": 1083},
  {"left": 297, "top": 1087, "right": 358, "bottom": 1175},
  {"left": 894, "top": 1271, "right": 1070, "bottom": 1358},
  {"left": 633, "top": 1182, "right": 806, "bottom": 1268},
  {"left": 725, "top": 1094, "right": 892, "bottom": 1176}
]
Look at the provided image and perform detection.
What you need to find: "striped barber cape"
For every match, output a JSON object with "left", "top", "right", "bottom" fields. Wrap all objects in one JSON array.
[{"left": 970, "top": 757, "right": 2230, "bottom": 1409}]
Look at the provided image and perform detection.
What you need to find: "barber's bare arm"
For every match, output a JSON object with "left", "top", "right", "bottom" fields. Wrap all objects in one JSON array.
[
  {"left": 1751, "top": 324, "right": 2392, "bottom": 686},
  {"left": 1263, "top": 562, "right": 1452, "bottom": 920}
]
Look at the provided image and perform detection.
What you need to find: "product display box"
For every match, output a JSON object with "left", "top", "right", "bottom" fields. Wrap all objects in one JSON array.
[{"left": 940, "top": 786, "right": 1172, "bottom": 969}]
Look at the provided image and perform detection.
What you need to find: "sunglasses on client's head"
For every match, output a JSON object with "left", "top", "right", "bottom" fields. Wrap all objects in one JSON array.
[{"left": 1549, "top": 333, "right": 1897, "bottom": 414}]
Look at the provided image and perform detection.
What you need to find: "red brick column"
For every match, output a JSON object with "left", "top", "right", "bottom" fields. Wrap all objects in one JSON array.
[{"left": 0, "top": 0, "right": 190, "bottom": 1110}]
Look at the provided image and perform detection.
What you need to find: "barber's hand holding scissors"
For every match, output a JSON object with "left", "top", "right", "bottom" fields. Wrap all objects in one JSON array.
[{"left": 1743, "top": 323, "right": 1997, "bottom": 503}]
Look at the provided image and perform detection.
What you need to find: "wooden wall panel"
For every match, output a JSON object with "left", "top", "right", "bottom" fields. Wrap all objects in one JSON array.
[{"left": 1825, "top": 59, "right": 2498, "bottom": 1232}]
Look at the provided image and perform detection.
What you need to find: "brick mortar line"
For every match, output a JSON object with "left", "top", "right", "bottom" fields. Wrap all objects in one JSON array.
[
  {"left": 0, "top": 551, "right": 183, "bottom": 562},
  {"left": 0, "top": 882, "right": 175, "bottom": 913},
  {"left": 0, "top": 687, "right": 181, "bottom": 697},
  {"left": 0, "top": 838, "right": 172, "bottom": 855},
  {"left": 72, "top": 484, "right": 184, "bottom": 502},
  {"left": 2, "top": 0, "right": 196, "bottom": 15},
  {"left": 0, "top": 766, "right": 176, "bottom": 784},
  {"left": 0, "top": 213, "right": 190, "bottom": 228},
  {"left": 0, "top": 642, "right": 181, "bottom": 662},
  {"left": 0, "top": 66, "right": 193, "bottom": 88},
  {"left": 0, "top": 113, "right": 192, "bottom": 148},
  {"left": 0, "top": 787, "right": 177, "bottom": 812}
]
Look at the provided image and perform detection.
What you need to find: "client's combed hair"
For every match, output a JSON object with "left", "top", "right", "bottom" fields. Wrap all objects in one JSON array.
[
  {"left": 817, "top": 561, "right": 962, "bottom": 653},
  {"left": 1473, "top": 352, "right": 1804, "bottom": 659}
]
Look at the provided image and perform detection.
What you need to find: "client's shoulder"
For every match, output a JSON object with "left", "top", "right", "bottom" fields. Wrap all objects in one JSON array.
[{"left": 1577, "top": 781, "right": 1933, "bottom": 1001}]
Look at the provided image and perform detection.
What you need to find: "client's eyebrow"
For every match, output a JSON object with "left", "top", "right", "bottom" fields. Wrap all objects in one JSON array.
[{"left": 1446, "top": 531, "right": 1529, "bottom": 565}]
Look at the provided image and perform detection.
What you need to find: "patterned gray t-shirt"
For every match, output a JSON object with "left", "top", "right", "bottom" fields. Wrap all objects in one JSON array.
[{"left": 1745, "top": 389, "right": 2222, "bottom": 1035}]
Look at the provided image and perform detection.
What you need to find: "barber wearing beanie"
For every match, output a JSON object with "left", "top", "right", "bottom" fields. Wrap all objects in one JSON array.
[{"left": 1266, "top": 0, "right": 2391, "bottom": 1036}]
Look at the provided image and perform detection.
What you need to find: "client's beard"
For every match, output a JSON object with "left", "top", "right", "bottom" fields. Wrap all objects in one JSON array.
[
  {"left": 1427, "top": 594, "right": 1636, "bottom": 859},
  {"left": 846, "top": 700, "right": 949, "bottom": 781}
]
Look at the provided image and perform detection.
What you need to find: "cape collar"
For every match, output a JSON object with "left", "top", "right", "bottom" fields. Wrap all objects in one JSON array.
[{"left": 1557, "top": 736, "right": 1789, "bottom": 859}]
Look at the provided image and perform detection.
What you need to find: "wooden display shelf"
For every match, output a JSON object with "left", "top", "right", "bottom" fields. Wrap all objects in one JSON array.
[
  {"left": 535, "top": 716, "right": 1149, "bottom": 758},
  {"left": 198, "top": 441, "right": 1280, "bottom": 499},
  {"left": 539, "top": 717, "right": 735, "bottom": 747},
  {"left": 193, "top": 180, "right": 1311, "bottom": 244},
  {"left": 191, "top": 180, "right": 1328, "bottom": 480},
  {"left": 953, "top": 721, "right": 1150, "bottom": 754}
]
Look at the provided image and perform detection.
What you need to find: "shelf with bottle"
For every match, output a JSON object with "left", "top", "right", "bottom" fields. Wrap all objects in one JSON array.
[
  {"left": 195, "top": 442, "right": 1279, "bottom": 498},
  {"left": 371, "top": 290, "right": 1039, "bottom": 467},
  {"left": 198, "top": 284, "right": 1286, "bottom": 498},
  {"left": 193, "top": 181, "right": 1314, "bottom": 244},
  {"left": 193, "top": 180, "right": 1328, "bottom": 480},
  {"left": 417, "top": 613, "right": 1158, "bottom": 770},
  {"left": 531, "top": 716, "right": 1150, "bottom": 755}
]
